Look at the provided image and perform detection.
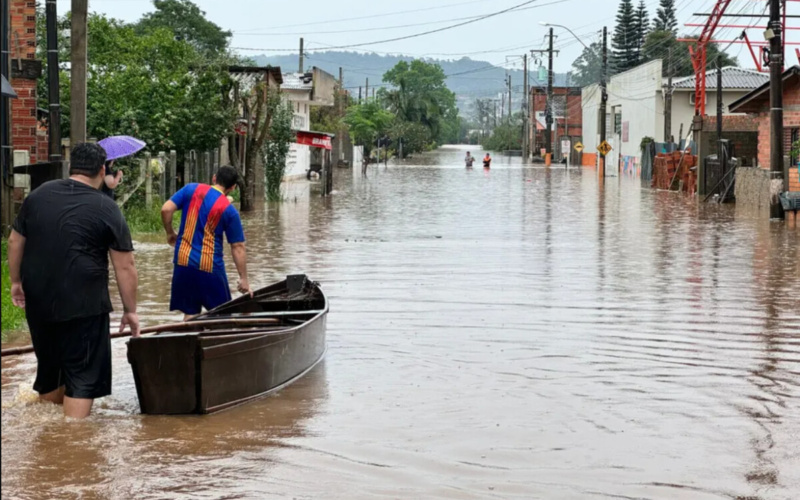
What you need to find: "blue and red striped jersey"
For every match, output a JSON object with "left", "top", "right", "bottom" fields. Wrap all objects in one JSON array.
[{"left": 170, "top": 183, "right": 245, "bottom": 275}]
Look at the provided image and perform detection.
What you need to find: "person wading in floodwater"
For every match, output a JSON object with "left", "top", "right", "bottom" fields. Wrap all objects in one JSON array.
[
  {"left": 161, "top": 166, "right": 251, "bottom": 321},
  {"left": 7, "top": 142, "right": 140, "bottom": 419},
  {"left": 483, "top": 153, "right": 492, "bottom": 168},
  {"left": 465, "top": 151, "right": 474, "bottom": 167}
]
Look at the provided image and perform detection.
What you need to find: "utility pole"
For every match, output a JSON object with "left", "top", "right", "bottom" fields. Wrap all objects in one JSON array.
[
  {"left": 501, "top": 92, "right": 505, "bottom": 120},
  {"left": 565, "top": 72, "right": 571, "bottom": 167},
  {"left": 717, "top": 60, "right": 723, "bottom": 174},
  {"left": 546, "top": 27, "right": 554, "bottom": 155},
  {"left": 358, "top": 86, "right": 362, "bottom": 103},
  {"left": 664, "top": 48, "right": 673, "bottom": 144},
  {"left": 493, "top": 100, "right": 497, "bottom": 128},
  {"left": 45, "top": 0, "right": 62, "bottom": 163},
  {"left": 523, "top": 54, "right": 528, "bottom": 159},
  {"left": 768, "top": 0, "right": 785, "bottom": 218},
  {"left": 70, "top": 0, "right": 88, "bottom": 146},
  {"left": 599, "top": 26, "right": 608, "bottom": 178},
  {"left": 507, "top": 74, "right": 512, "bottom": 119},
  {"left": 365, "top": 78, "right": 369, "bottom": 102},
  {"left": 298, "top": 38, "right": 304, "bottom": 73},
  {"left": 338, "top": 67, "right": 344, "bottom": 163},
  {"left": 2, "top": 0, "right": 11, "bottom": 233}
]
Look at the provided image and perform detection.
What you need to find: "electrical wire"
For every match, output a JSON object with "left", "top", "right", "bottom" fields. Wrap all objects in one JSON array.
[{"left": 232, "top": 0, "right": 559, "bottom": 52}]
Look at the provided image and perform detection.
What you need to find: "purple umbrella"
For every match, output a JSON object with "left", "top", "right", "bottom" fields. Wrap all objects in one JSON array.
[{"left": 98, "top": 135, "right": 146, "bottom": 161}]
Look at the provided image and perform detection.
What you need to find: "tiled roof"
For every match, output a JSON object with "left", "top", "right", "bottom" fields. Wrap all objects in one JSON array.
[
  {"left": 281, "top": 72, "right": 313, "bottom": 91},
  {"left": 671, "top": 67, "right": 768, "bottom": 90}
]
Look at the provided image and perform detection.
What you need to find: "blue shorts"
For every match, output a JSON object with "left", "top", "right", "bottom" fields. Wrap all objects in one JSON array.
[{"left": 169, "top": 265, "right": 232, "bottom": 315}]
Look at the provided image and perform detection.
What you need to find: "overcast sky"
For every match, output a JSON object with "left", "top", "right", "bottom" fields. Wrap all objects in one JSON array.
[{"left": 63, "top": 0, "right": 797, "bottom": 73}]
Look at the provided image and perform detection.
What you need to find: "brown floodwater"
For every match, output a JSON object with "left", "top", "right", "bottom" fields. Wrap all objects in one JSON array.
[{"left": 2, "top": 145, "right": 800, "bottom": 499}]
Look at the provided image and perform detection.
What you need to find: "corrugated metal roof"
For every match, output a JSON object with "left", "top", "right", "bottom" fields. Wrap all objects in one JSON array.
[
  {"left": 281, "top": 72, "right": 313, "bottom": 91},
  {"left": 671, "top": 67, "right": 768, "bottom": 90}
]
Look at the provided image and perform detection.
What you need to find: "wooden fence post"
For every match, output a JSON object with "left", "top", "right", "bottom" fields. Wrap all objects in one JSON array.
[
  {"left": 188, "top": 150, "right": 196, "bottom": 183},
  {"left": 144, "top": 152, "right": 153, "bottom": 209},
  {"left": 203, "top": 151, "right": 211, "bottom": 183},
  {"left": 169, "top": 150, "right": 177, "bottom": 195},
  {"left": 139, "top": 154, "right": 146, "bottom": 184},
  {"left": 158, "top": 152, "right": 166, "bottom": 200}
]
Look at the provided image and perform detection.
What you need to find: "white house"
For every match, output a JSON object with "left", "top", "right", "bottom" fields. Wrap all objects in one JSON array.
[
  {"left": 581, "top": 60, "right": 768, "bottom": 173},
  {"left": 281, "top": 67, "right": 337, "bottom": 180}
]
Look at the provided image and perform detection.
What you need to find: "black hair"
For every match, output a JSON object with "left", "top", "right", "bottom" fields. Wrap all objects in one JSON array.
[
  {"left": 69, "top": 143, "right": 107, "bottom": 177},
  {"left": 215, "top": 165, "right": 239, "bottom": 190}
]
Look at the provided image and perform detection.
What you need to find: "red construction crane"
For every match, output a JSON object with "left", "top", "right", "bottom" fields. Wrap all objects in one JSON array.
[
  {"left": 685, "top": 0, "right": 734, "bottom": 116},
  {"left": 681, "top": 0, "right": 794, "bottom": 116}
]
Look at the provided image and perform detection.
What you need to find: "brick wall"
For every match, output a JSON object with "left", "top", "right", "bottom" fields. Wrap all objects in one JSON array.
[
  {"left": 702, "top": 114, "right": 759, "bottom": 133},
  {"left": 790, "top": 164, "right": 800, "bottom": 191},
  {"left": 10, "top": 0, "right": 45, "bottom": 164},
  {"left": 530, "top": 87, "right": 583, "bottom": 152}
]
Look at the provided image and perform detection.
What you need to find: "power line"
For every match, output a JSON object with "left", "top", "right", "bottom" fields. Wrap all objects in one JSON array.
[
  {"left": 233, "top": 0, "right": 496, "bottom": 32},
  {"left": 232, "top": 0, "right": 562, "bottom": 52}
]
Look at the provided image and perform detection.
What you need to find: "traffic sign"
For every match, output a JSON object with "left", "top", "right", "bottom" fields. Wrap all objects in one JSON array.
[
  {"left": 597, "top": 140, "right": 612, "bottom": 156},
  {"left": 574, "top": 142, "right": 584, "bottom": 152}
]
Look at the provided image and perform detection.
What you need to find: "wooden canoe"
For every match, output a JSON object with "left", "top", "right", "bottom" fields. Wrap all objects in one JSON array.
[{"left": 127, "top": 275, "right": 327, "bottom": 415}]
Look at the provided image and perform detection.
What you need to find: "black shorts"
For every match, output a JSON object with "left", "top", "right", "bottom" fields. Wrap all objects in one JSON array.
[{"left": 27, "top": 314, "right": 112, "bottom": 399}]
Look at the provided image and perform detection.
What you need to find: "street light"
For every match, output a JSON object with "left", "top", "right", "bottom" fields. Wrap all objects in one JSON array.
[{"left": 539, "top": 21, "right": 589, "bottom": 50}]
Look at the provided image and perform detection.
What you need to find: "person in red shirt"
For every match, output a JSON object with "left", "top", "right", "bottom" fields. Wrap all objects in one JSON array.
[{"left": 483, "top": 153, "right": 492, "bottom": 168}]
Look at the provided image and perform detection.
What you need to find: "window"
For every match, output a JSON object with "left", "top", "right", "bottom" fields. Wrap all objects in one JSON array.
[
  {"left": 785, "top": 128, "right": 799, "bottom": 164},
  {"left": 552, "top": 96, "right": 567, "bottom": 118},
  {"left": 689, "top": 93, "right": 707, "bottom": 106}
]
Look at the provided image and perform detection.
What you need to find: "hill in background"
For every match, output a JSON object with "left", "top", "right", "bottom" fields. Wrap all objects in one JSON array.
[{"left": 252, "top": 51, "right": 570, "bottom": 115}]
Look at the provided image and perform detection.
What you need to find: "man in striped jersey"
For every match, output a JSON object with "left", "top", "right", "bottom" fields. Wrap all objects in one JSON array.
[{"left": 161, "top": 166, "right": 251, "bottom": 320}]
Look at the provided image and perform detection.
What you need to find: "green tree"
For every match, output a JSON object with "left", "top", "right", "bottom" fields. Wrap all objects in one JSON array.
[
  {"left": 571, "top": 41, "right": 606, "bottom": 86},
  {"left": 481, "top": 113, "right": 523, "bottom": 152},
  {"left": 472, "top": 98, "right": 494, "bottom": 129},
  {"left": 343, "top": 102, "right": 395, "bottom": 157},
  {"left": 642, "top": 31, "right": 739, "bottom": 77},
  {"left": 135, "top": 0, "right": 231, "bottom": 55},
  {"left": 653, "top": 0, "right": 678, "bottom": 34},
  {"left": 635, "top": 1, "right": 650, "bottom": 60},
  {"left": 612, "top": 0, "right": 641, "bottom": 73},
  {"left": 380, "top": 59, "right": 458, "bottom": 149},
  {"left": 262, "top": 95, "right": 294, "bottom": 202},
  {"left": 37, "top": 12, "right": 233, "bottom": 154},
  {"left": 387, "top": 121, "right": 431, "bottom": 156}
]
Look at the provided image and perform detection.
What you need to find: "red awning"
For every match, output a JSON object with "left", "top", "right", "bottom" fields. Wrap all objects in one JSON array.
[{"left": 295, "top": 130, "right": 334, "bottom": 150}]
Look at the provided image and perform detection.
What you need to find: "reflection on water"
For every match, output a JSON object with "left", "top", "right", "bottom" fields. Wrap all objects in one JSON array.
[{"left": 2, "top": 145, "right": 799, "bottom": 499}]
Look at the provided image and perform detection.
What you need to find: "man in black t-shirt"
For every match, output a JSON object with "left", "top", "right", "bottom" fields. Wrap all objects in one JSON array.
[{"left": 7, "top": 142, "right": 140, "bottom": 419}]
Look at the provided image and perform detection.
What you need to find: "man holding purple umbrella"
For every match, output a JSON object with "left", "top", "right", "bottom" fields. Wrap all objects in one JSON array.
[{"left": 98, "top": 135, "right": 147, "bottom": 199}]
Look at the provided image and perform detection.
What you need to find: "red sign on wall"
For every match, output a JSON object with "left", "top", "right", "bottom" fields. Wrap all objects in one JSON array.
[{"left": 295, "top": 131, "right": 333, "bottom": 150}]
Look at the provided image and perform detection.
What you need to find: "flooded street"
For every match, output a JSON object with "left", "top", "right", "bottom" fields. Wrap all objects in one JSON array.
[{"left": 3, "top": 145, "right": 800, "bottom": 499}]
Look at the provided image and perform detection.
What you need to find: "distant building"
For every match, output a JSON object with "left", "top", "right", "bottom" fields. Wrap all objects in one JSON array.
[
  {"left": 581, "top": 60, "right": 768, "bottom": 174},
  {"left": 281, "top": 67, "right": 337, "bottom": 180},
  {"left": 529, "top": 85, "right": 582, "bottom": 159},
  {"left": 729, "top": 65, "right": 800, "bottom": 193}
]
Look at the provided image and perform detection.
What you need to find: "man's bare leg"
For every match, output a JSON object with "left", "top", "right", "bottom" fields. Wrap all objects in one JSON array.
[
  {"left": 63, "top": 397, "right": 93, "bottom": 419},
  {"left": 183, "top": 309, "right": 203, "bottom": 322},
  {"left": 39, "top": 386, "right": 65, "bottom": 405}
]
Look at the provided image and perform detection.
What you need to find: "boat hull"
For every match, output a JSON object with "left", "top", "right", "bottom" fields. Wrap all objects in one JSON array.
[{"left": 127, "top": 276, "right": 327, "bottom": 415}]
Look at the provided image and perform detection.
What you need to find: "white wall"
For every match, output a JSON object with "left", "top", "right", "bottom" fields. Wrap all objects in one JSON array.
[
  {"left": 283, "top": 90, "right": 312, "bottom": 179},
  {"left": 607, "top": 60, "right": 663, "bottom": 159},
  {"left": 669, "top": 89, "right": 753, "bottom": 144},
  {"left": 581, "top": 83, "right": 602, "bottom": 151}
]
